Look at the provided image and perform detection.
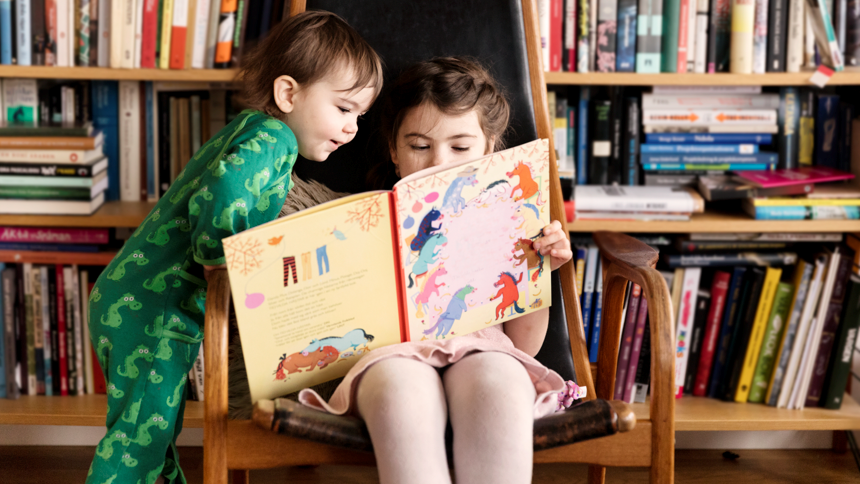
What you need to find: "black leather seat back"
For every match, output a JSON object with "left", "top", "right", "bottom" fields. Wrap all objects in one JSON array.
[{"left": 298, "top": 0, "right": 577, "bottom": 382}]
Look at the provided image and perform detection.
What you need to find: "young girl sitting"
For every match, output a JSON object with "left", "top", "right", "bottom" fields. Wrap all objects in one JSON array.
[
  {"left": 295, "top": 57, "right": 573, "bottom": 484},
  {"left": 86, "top": 12, "right": 382, "bottom": 484}
]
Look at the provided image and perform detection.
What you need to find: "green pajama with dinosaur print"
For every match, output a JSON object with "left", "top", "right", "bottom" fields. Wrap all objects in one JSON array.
[{"left": 86, "top": 110, "right": 297, "bottom": 484}]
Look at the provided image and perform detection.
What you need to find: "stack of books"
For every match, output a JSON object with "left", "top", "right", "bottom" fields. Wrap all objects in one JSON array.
[
  {"left": 571, "top": 185, "right": 705, "bottom": 221},
  {"left": 0, "top": 120, "right": 108, "bottom": 215},
  {"left": 737, "top": 167, "right": 860, "bottom": 220},
  {"left": 640, "top": 87, "right": 779, "bottom": 188}
]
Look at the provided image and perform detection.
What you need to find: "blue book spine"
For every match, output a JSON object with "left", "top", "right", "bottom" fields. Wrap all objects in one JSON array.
[
  {"left": 708, "top": 266, "right": 746, "bottom": 398},
  {"left": 577, "top": 87, "right": 590, "bottom": 185},
  {"left": 589, "top": 265, "right": 604, "bottom": 362},
  {"left": 14, "top": 0, "right": 31, "bottom": 66},
  {"left": 778, "top": 87, "right": 800, "bottom": 169},
  {"left": 0, "top": 0, "right": 11, "bottom": 65},
  {"left": 640, "top": 144, "right": 760, "bottom": 154},
  {"left": 643, "top": 162, "right": 775, "bottom": 170},
  {"left": 616, "top": 0, "right": 638, "bottom": 71},
  {"left": 145, "top": 82, "right": 155, "bottom": 201},
  {"left": 91, "top": 81, "right": 120, "bottom": 201},
  {"left": 0, "top": 262, "right": 5, "bottom": 398},
  {"left": 581, "top": 290, "right": 593, "bottom": 352},
  {"left": 815, "top": 94, "right": 839, "bottom": 168},
  {"left": 640, "top": 152, "right": 777, "bottom": 164},
  {"left": 752, "top": 206, "right": 860, "bottom": 220},
  {"left": 645, "top": 133, "right": 774, "bottom": 144}
]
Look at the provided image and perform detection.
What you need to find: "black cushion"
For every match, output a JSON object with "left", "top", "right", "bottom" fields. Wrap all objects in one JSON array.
[{"left": 296, "top": 0, "right": 577, "bottom": 384}]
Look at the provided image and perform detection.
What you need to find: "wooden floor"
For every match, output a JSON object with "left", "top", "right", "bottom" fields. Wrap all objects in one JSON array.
[{"left": 0, "top": 446, "right": 857, "bottom": 483}]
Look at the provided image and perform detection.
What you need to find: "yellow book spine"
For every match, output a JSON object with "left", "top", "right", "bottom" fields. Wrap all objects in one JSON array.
[
  {"left": 575, "top": 257, "right": 585, "bottom": 297},
  {"left": 160, "top": 0, "right": 176, "bottom": 70},
  {"left": 753, "top": 198, "right": 860, "bottom": 207},
  {"left": 730, "top": 0, "right": 756, "bottom": 73},
  {"left": 735, "top": 266, "right": 782, "bottom": 402},
  {"left": 765, "top": 260, "right": 807, "bottom": 402},
  {"left": 671, "top": 268, "right": 685, "bottom": 318}
]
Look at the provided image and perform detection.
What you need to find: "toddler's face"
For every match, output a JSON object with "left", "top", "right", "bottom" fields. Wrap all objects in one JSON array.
[
  {"left": 287, "top": 72, "right": 376, "bottom": 162},
  {"left": 391, "top": 103, "right": 489, "bottom": 178}
]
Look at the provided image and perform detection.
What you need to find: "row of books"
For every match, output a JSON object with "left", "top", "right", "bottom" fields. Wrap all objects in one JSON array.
[
  {"left": 0, "top": 0, "right": 284, "bottom": 70},
  {"left": 549, "top": 85, "right": 855, "bottom": 186},
  {"left": 667, "top": 239, "right": 860, "bottom": 410},
  {"left": 536, "top": 0, "right": 843, "bottom": 74},
  {"left": 0, "top": 260, "right": 205, "bottom": 402},
  {"left": 0, "top": 79, "right": 234, "bottom": 212}
]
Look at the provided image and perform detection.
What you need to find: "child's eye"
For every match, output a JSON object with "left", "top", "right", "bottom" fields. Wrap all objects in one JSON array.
[
  {"left": 410, "top": 145, "right": 430, "bottom": 151},
  {"left": 453, "top": 147, "right": 471, "bottom": 152},
  {"left": 338, "top": 107, "right": 351, "bottom": 114}
]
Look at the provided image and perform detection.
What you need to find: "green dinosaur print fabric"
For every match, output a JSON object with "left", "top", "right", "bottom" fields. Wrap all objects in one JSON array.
[{"left": 86, "top": 110, "right": 297, "bottom": 484}]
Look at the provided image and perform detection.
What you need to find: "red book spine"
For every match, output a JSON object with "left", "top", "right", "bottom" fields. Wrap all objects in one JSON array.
[
  {"left": 140, "top": 0, "right": 159, "bottom": 68},
  {"left": 0, "top": 227, "right": 109, "bottom": 244},
  {"left": 677, "top": 0, "right": 689, "bottom": 73},
  {"left": 550, "top": 0, "right": 563, "bottom": 71},
  {"left": 693, "top": 271, "right": 731, "bottom": 396},
  {"left": 169, "top": 28, "right": 188, "bottom": 69},
  {"left": 614, "top": 283, "right": 641, "bottom": 399},
  {"left": 55, "top": 265, "right": 68, "bottom": 396},
  {"left": 623, "top": 296, "right": 649, "bottom": 402},
  {"left": 564, "top": 0, "right": 577, "bottom": 71}
]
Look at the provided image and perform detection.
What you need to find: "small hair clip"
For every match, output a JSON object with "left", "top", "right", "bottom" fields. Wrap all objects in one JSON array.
[{"left": 556, "top": 380, "right": 587, "bottom": 411}]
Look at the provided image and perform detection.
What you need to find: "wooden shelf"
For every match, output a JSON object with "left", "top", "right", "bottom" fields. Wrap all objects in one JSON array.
[
  {"left": 0, "top": 66, "right": 239, "bottom": 82},
  {"left": 568, "top": 209, "right": 860, "bottom": 233},
  {"left": 0, "top": 201, "right": 155, "bottom": 228},
  {"left": 630, "top": 393, "right": 860, "bottom": 431},
  {"left": 0, "top": 250, "right": 117, "bottom": 265},
  {"left": 544, "top": 69, "right": 860, "bottom": 86},
  {"left": 0, "top": 394, "right": 203, "bottom": 428}
]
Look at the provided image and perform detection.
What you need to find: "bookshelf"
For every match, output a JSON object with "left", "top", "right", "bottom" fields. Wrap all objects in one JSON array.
[
  {"left": 0, "top": 66, "right": 239, "bottom": 83},
  {"left": 0, "top": 201, "right": 155, "bottom": 228},
  {"left": 545, "top": 69, "right": 860, "bottom": 86},
  {"left": 0, "top": 395, "right": 203, "bottom": 428},
  {"left": 568, "top": 210, "right": 860, "bottom": 233}
]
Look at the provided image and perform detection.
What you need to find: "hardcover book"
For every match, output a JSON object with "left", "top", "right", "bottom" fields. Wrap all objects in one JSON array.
[
  {"left": 225, "top": 140, "right": 553, "bottom": 402},
  {"left": 734, "top": 166, "right": 854, "bottom": 187}
]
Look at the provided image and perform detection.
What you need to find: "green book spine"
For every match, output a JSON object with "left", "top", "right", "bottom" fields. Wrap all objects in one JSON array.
[
  {"left": 661, "top": 0, "right": 681, "bottom": 72},
  {"left": 821, "top": 275, "right": 860, "bottom": 409},
  {"left": 748, "top": 281, "right": 794, "bottom": 403},
  {"left": 0, "top": 185, "right": 92, "bottom": 200}
]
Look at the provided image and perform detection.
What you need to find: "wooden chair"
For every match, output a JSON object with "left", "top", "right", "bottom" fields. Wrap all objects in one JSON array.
[{"left": 202, "top": 1, "right": 676, "bottom": 483}]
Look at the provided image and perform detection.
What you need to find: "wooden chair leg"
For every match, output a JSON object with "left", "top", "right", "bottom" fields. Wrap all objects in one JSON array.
[
  {"left": 587, "top": 464, "right": 606, "bottom": 484},
  {"left": 231, "top": 469, "right": 250, "bottom": 484}
]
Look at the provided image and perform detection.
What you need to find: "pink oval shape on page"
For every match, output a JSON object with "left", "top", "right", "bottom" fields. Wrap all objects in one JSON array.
[
  {"left": 245, "top": 293, "right": 265, "bottom": 309},
  {"left": 424, "top": 192, "right": 439, "bottom": 203},
  {"left": 412, "top": 202, "right": 423, "bottom": 212}
]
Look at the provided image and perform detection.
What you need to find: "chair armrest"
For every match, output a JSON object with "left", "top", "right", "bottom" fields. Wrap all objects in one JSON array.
[{"left": 204, "top": 269, "right": 231, "bottom": 482}]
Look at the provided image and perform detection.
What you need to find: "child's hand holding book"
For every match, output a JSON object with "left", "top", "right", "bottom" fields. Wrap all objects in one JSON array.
[{"left": 533, "top": 220, "right": 573, "bottom": 271}]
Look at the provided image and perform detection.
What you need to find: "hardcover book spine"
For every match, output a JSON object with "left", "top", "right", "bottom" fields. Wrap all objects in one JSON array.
[
  {"left": 16, "top": 0, "right": 32, "bottom": 66},
  {"left": 677, "top": 0, "right": 690, "bottom": 72},
  {"left": 624, "top": 297, "right": 649, "bottom": 402},
  {"left": 814, "top": 94, "right": 839, "bottom": 169},
  {"left": 752, "top": 0, "right": 769, "bottom": 73},
  {"left": 539, "top": 0, "right": 550, "bottom": 70},
  {"left": 617, "top": 0, "right": 637, "bottom": 71},
  {"left": 577, "top": 0, "right": 590, "bottom": 71},
  {"left": 622, "top": 97, "right": 640, "bottom": 185},
  {"left": 710, "top": 0, "right": 732, "bottom": 71},
  {"left": 838, "top": 102, "right": 853, "bottom": 173},
  {"left": 597, "top": 0, "right": 618, "bottom": 71},
  {"left": 71, "top": 266, "right": 84, "bottom": 395},
  {"left": 119, "top": 81, "right": 141, "bottom": 202},
  {"left": 785, "top": 0, "right": 803, "bottom": 71},
  {"left": 767, "top": 0, "right": 788, "bottom": 70},
  {"left": 675, "top": 267, "right": 702, "bottom": 397},
  {"left": 54, "top": 265, "right": 68, "bottom": 395},
  {"left": 609, "top": 87, "right": 624, "bottom": 184},
  {"left": 635, "top": 0, "right": 662, "bottom": 73},
  {"left": 39, "top": 266, "right": 51, "bottom": 395},
  {"left": 589, "top": 260, "right": 604, "bottom": 362},
  {"left": 581, "top": 246, "right": 599, "bottom": 349},
  {"left": 577, "top": 90, "right": 590, "bottom": 184},
  {"left": 694, "top": 271, "right": 730, "bottom": 396},
  {"left": 686, "top": 0, "right": 698, "bottom": 71},
  {"left": 2, "top": 268, "right": 17, "bottom": 399},
  {"left": 87, "top": 0, "right": 97, "bottom": 66},
  {"left": 730, "top": 0, "right": 755, "bottom": 73},
  {"left": 140, "top": 0, "right": 157, "bottom": 68},
  {"left": 23, "top": 263, "right": 36, "bottom": 395},
  {"left": 169, "top": 0, "right": 188, "bottom": 69},
  {"left": 550, "top": 0, "right": 563, "bottom": 71},
  {"left": 77, "top": 0, "right": 90, "bottom": 66},
  {"left": 798, "top": 89, "right": 814, "bottom": 166},
  {"left": 214, "top": 0, "right": 237, "bottom": 68},
  {"left": 119, "top": 0, "right": 135, "bottom": 68},
  {"left": 694, "top": 0, "right": 709, "bottom": 72},
  {"left": 836, "top": 0, "right": 847, "bottom": 52},
  {"left": 747, "top": 281, "right": 793, "bottom": 402},
  {"left": 0, "top": 0, "right": 11, "bottom": 65},
  {"left": 30, "top": 0, "right": 45, "bottom": 65},
  {"left": 615, "top": 284, "right": 642, "bottom": 399},
  {"left": 661, "top": 0, "right": 681, "bottom": 72},
  {"left": 777, "top": 87, "right": 800, "bottom": 169},
  {"left": 96, "top": 0, "right": 109, "bottom": 66},
  {"left": 735, "top": 267, "right": 782, "bottom": 402},
  {"left": 590, "top": 99, "right": 612, "bottom": 185},
  {"left": 158, "top": 0, "right": 174, "bottom": 69},
  {"left": 846, "top": 0, "right": 860, "bottom": 66},
  {"left": 821, "top": 275, "right": 860, "bottom": 409},
  {"left": 191, "top": 0, "right": 210, "bottom": 68},
  {"left": 44, "top": 0, "right": 57, "bottom": 66},
  {"left": 684, "top": 289, "right": 711, "bottom": 394},
  {"left": 709, "top": 268, "right": 746, "bottom": 398}
]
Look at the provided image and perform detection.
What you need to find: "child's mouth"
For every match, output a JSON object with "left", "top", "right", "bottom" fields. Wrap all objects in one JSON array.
[{"left": 330, "top": 140, "right": 341, "bottom": 149}]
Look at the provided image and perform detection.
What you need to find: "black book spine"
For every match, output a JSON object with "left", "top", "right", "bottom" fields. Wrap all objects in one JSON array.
[
  {"left": 30, "top": 0, "right": 45, "bottom": 66},
  {"left": 158, "top": 92, "right": 172, "bottom": 197},
  {"left": 839, "top": 102, "right": 853, "bottom": 173},
  {"left": 47, "top": 267, "right": 59, "bottom": 396},
  {"left": 766, "top": 0, "right": 788, "bottom": 71},
  {"left": 0, "top": 161, "right": 100, "bottom": 177},
  {"left": 2, "top": 268, "right": 19, "bottom": 399},
  {"left": 723, "top": 268, "right": 766, "bottom": 401},
  {"left": 621, "top": 96, "right": 640, "bottom": 185},
  {"left": 684, "top": 289, "right": 712, "bottom": 394},
  {"left": 847, "top": 0, "right": 860, "bottom": 66},
  {"left": 609, "top": 87, "right": 624, "bottom": 184},
  {"left": 633, "top": 319, "right": 651, "bottom": 401},
  {"left": 590, "top": 99, "right": 612, "bottom": 185},
  {"left": 778, "top": 87, "right": 800, "bottom": 169},
  {"left": 710, "top": 268, "right": 748, "bottom": 398},
  {"left": 14, "top": 264, "right": 27, "bottom": 396}
]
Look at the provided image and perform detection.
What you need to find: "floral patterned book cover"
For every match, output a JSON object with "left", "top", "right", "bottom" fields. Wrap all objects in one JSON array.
[{"left": 224, "top": 139, "right": 552, "bottom": 402}]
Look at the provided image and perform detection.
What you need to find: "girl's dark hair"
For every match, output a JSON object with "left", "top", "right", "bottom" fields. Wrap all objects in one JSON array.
[
  {"left": 238, "top": 11, "right": 383, "bottom": 118},
  {"left": 368, "top": 57, "right": 510, "bottom": 189}
]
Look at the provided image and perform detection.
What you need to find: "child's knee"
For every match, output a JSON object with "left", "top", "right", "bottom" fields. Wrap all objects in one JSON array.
[{"left": 356, "top": 358, "right": 445, "bottom": 416}]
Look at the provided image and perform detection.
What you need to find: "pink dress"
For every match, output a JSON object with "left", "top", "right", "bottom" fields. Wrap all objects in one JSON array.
[{"left": 298, "top": 325, "right": 566, "bottom": 419}]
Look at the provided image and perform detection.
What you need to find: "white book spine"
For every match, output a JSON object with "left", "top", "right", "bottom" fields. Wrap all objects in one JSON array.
[
  {"left": 109, "top": 0, "right": 123, "bottom": 67},
  {"left": 694, "top": 0, "right": 709, "bottom": 74},
  {"left": 642, "top": 94, "right": 780, "bottom": 109},
  {"left": 539, "top": 0, "right": 551, "bottom": 70},
  {"left": 56, "top": 0, "right": 69, "bottom": 67},
  {"left": 643, "top": 124, "right": 780, "bottom": 133},
  {"left": 2, "top": 79, "right": 38, "bottom": 126},
  {"left": 133, "top": 0, "right": 144, "bottom": 68},
  {"left": 15, "top": 0, "right": 31, "bottom": 66},
  {"left": 687, "top": 0, "right": 698, "bottom": 71},
  {"left": 777, "top": 257, "right": 826, "bottom": 408},
  {"left": 583, "top": 245, "right": 599, "bottom": 295},
  {"left": 574, "top": 186, "right": 697, "bottom": 212},
  {"left": 785, "top": 0, "right": 804, "bottom": 72},
  {"left": 67, "top": 0, "right": 75, "bottom": 64},
  {"left": 119, "top": 81, "right": 141, "bottom": 202},
  {"left": 71, "top": 265, "right": 84, "bottom": 395},
  {"left": 674, "top": 267, "right": 701, "bottom": 396},
  {"left": 191, "top": 0, "right": 211, "bottom": 68},
  {"left": 97, "top": 0, "right": 110, "bottom": 67},
  {"left": 642, "top": 109, "right": 777, "bottom": 125},
  {"left": 193, "top": 348, "right": 204, "bottom": 401},
  {"left": 804, "top": 3, "right": 816, "bottom": 69},
  {"left": 752, "top": 0, "right": 769, "bottom": 73},
  {"left": 120, "top": 0, "right": 136, "bottom": 68},
  {"left": 62, "top": 86, "right": 74, "bottom": 124}
]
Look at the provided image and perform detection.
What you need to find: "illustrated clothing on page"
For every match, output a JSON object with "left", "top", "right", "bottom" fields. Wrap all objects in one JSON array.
[{"left": 86, "top": 110, "right": 298, "bottom": 484}]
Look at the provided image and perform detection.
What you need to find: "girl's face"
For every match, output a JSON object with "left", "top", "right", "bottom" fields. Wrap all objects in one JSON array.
[
  {"left": 284, "top": 72, "right": 376, "bottom": 162},
  {"left": 391, "top": 103, "right": 491, "bottom": 178}
]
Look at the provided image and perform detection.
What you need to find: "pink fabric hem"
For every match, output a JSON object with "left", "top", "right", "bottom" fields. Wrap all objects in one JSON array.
[{"left": 298, "top": 326, "right": 566, "bottom": 419}]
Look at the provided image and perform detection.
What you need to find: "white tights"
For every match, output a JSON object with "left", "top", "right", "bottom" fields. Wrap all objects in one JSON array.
[{"left": 355, "top": 352, "right": 537, "bottom": 484}]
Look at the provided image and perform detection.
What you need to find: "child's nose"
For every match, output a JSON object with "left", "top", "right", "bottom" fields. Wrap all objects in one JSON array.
[{"left": 344, "top": 117, "right": 358, "bottom": 134}]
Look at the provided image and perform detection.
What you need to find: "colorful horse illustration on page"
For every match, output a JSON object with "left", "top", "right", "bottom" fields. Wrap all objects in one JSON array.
[
  {"left": 490, "top": 272, "right": 525, "bottom": 320},
  {"left": 408, "top": 234, "right": 447, "bottom": 288},
  {"left": 423, "top": 285, "right": 476, "bottom": 339},
  {"left": 506, "top": 161, "right": 543, "bottom": 205},
  {"left": 442, "top": 166, "right": 478, "bottom": 214},
  {"left": 511, "top": 237, "right": 544, "bottom": 282},
  {"left": 410, "top": 208, "right": 444, "bottom": 252},
  {"left": 413, "top": 265, "right": 447, "bottom": 318}
]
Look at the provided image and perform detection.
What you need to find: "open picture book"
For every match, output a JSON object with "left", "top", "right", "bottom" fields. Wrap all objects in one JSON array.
[{"left": 224, "top": 139, "right": 553, "bottom": 402}]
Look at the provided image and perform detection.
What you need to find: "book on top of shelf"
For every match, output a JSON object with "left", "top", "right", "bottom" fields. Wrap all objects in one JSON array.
[
  {"left": 641, "top": 93, "right": 780, "bottom": 109},
  {"left": 688, "top": 233, "right": 842, "bottom": 242},
  {"left": 572, "top": 211, "right": 692, "bottom": 221},
  {"left": 0, "top": 192, "right": 105, "bottom": 215},
  {"left": 0, "top": 131, "right": 104, "bottom": 150},
  {"left": 0, "top": 121, "right": 94, "bottom": 137},
  {"left": 749, "top": 196, "right": 860, "bottom": 206},
  {"left": 573, "top": 185, "right": 705, "bottom": 212},
  {"left": 226, "top": 139, "right": 553, "bottom": 401},
  {"left": 697, "top": 175, "right": 812, "bottom": 201},
  {"left": 645, "top": 133, "right": 773, "bottom": 144},
  {"left": 0, "top": 157, "right": 108, "bottom": 178},
  {"left": 665, "top": 252, "right": 799, "bottom": 268},
  {"left": 734, "top": 166, "right": 854, "bottom": 187},
  {"left": 743, "top": 202, "right": 860, "bottom": 220},
  {"left": 642, "top": 109, "right": 778, "bottom": 126},
  {"left": 0, "top": 146, "right": 104, "bottom": 164}
]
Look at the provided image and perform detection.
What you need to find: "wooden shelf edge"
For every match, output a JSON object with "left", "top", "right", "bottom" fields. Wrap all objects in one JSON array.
[
  {"left": 544, "top": 70, "right": 860, "bottom": 86},
  {"left": 0, "top": 250, "right": 117, "bottom": 266},
  {"left": 0, "top": 201, "right": 155, "bottom": 228},
  {"left": 0, "top": 395, "right": 203, "bottom": 428},
  {"left": 0, "top": 66, "right": 239, "bottom": 82}
]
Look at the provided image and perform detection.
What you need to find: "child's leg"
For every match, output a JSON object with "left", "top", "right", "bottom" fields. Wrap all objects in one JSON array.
[
  {"left": 356, "top": 358, "right": 452, "bottom": 484},
  {"left": 442, "top": 352, "right": 536, "bottom": 484}
]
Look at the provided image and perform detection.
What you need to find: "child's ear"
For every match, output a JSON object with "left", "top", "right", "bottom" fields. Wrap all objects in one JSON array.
[
  {"left": 389, "top": 142, "right": 399, "bottom": 169},
  {"left": 273, "top": 76, "right": 300, "bottom": 113}
]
